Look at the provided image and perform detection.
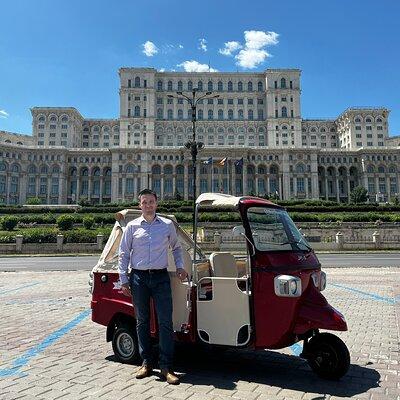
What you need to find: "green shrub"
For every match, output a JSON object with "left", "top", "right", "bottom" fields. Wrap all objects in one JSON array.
[
  {"left": 63, "top": 227, "right": 112, "bottom": 243},
  {"left": 1, "top": 216, "right": 19, "bottom": 231},
  {"left": 56, "top": 214, "right": 75, "bottom": 231},
  {"left": 21, "top": 228, "right": 58, "bottom": 243},
  {"left": 83, "top": 215, "right": 95, "bottom": 229},
  {"left": 25, "top": 197, "right": 42, "bottom": 205}
]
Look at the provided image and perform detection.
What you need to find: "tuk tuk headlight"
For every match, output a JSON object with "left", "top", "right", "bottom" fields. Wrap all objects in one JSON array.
[{"left": 274, "top": 275, "right": 301, "bottom": 297}]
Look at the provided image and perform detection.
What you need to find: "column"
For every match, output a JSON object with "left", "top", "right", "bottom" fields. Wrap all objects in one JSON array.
[
  {"left": 160, "top": 176, "right": 164, "bottom": 200},
  {"left": 231, "top": 162, "right": 236, "bottom": 195},
  {"left": 293, "top": 177, "right": 298, "bottom": 198},
  {"left": 324, "top": 178, "right": 328, "bottom": 200},
  {"left": 6, "top": 175, "right": 10, "bottom": 204},
  {"left": 305, "top": 176, "right": 309, "bottom": 199},
  {"left": 311, "top": 172, "right": 319, "bottom": 199},
  {"left": 122, "top": 177, "right": 126, "bottom": 201},
  {"left": 335, "top": 175, "right": 340, "bottom": 202},
  {"left": 47, "top": 176, "right": 51, "bottom": 204},
  {"left": 242, "top": 163, "right": 247, "bottom": 195},
  {"left": 19, "top": 174, "right": 27, "bottom": 204},
  {"left": 282, "top": 172, "right": 290, "bottom": 200},
  {"left": 375, "top": 176, "right": 379, "bottom": 199},
  {"left": 347, "top": 174, "right": 351, "bottom": 203},
  {"left": 58, "top": 175, "right": 64, "bottom": 204},
  {"left": 99, "top": 178, "right": 103, "bottom": 204},
  {"left": 88, "top": 176, "right": 92, "bottom": 201},
  {"left": 184, "top": 163, "right": 189, "bottom": 200},
  {"left": 133, "top": 174, "right": 138, "bottom": 198},
  {"left": 386, "top": 176, "right": 391, "bottom": 200},
  {"left": 76, "top": 177, "right": 81, "bottom": 204},
  {"left": 266, "top": 175, "right": 270, "bottom": 196},
  {"left": 195, "top": 162, "right": 200, "bottom": 198},
  {"left": 279, "top": 175, "right": 283, "bottom": 199},
  {"left": 172, "top": 175, "right": 176, "bottom": 197}
]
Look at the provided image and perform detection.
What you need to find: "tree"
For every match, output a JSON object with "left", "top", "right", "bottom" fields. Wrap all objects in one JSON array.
[
  {"left": 1, "top": 216, "right": 19, "bottom": 231},
  {"left": 83, "top": 216, "right": 95, "bottom": 230},
  {"left": 25, "top": 197, "right": 42, "bottom": 205},
  {"left": 350, "top": 186, "right": 368, "bottom": 204},
  {"left": 56, "top": 215, "right": 75, "bottom": 231}
]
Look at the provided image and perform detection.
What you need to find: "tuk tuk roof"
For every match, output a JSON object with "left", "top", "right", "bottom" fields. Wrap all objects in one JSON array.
[{"left": 195, "top": 192, "right": 281, "bottom": 208}]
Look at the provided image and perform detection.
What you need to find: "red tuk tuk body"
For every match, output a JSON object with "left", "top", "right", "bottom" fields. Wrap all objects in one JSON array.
[{"left": 90, "top": 194, "right": 350, "bottom": 380}]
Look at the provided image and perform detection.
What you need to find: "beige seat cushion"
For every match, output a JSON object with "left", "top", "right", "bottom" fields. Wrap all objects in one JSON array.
[{"left": 209, "top": 252, "right": 238, "bottom": 278}]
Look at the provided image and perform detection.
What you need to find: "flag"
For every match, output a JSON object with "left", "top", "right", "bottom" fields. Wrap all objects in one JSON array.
[
  {"left": 203, "top": 157, "right": 213, "bottom": 165},
  {"left": 234, "top": 157, "right": 243, "bottom": 167},
  {"left": 218, "top": 157, "right": 227, "bottom": 166}
]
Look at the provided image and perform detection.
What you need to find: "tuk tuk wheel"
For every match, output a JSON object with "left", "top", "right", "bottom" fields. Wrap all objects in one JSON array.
[
  {"left": 112, "top": 325, "right": 140, "bottom": 364},
  {"left": 306, "top": 332, "right": 350, "bottom": 380}
]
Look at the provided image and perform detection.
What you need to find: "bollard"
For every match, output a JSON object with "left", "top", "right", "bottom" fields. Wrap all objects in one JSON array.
[
  {"left": 97, "top": 234, "right": 104, "bottom": 250},
  {"left": 335, "top": 231, "right": 344, "bottom": 250},
  {"left": 57, "top": 234, "right": 64, "bottom": 251},
  {"left": 15, "top": 234, "right": 23, "bottom": 252},
  {"left": 213, "top": 232, "right": 221, "bottom": 250},
  {"left": 372, "top": 231, "right": 381, "bottom": 249}
]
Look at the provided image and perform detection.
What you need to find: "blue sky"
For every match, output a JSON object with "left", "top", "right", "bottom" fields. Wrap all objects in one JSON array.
[{"left": 1, "top": 0, "right": 399, "bottom": 136}]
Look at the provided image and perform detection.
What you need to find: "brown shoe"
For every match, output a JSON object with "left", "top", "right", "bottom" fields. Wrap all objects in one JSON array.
[
  {"left": 160, "top": 368, "right": 180, "bottom": 385},
  {"left": 136, "top": 365, "right": 152, "bottom": 379}
]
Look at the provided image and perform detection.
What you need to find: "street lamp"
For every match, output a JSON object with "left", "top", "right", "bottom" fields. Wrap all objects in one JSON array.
[{"left": 168, "top": 89, "right": 219, "bottom": 238}]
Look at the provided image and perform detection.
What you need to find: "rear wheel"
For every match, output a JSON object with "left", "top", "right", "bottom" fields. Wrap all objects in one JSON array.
[
  {"left": 112, "top": 325, "right": 140, "bottom": 364},
  {"left": 306, "top": 332, "right": 350, "bottom": 380}
]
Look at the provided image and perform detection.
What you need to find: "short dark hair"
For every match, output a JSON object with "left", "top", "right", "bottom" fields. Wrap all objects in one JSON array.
[{"left": 138, "top": 189, "right": 157, "bottom": 201}]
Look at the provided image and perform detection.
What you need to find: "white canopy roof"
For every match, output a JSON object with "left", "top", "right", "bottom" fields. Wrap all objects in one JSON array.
[{"left": 195, "top": 193, "right": 242, "bottom": 207}]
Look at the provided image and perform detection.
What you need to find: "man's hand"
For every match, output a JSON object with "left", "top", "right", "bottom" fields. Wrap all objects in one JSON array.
[
  {"left": 121, "top": 283, "right": 131, "bottom": 297},
  {"left": 176, "top": 268, "right": 188, "bottom": 282}
]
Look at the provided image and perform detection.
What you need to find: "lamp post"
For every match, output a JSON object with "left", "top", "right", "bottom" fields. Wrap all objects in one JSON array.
[{"left": 168, "top": 89, "right": 219, "bottom": 239}]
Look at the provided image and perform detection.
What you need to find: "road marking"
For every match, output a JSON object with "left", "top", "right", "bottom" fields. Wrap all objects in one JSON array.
[
  {"left": 329, "top": 283, "right": 396, "bottom": 304},
  {"left": 0, "top": 309, "right": 90, "bottom": 377},
  {"left": 0, "top": 282, "right": 41, "bottom": 295}
]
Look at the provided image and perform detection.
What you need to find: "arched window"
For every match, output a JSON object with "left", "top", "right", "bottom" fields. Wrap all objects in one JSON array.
[
  {"left": 218, "top": 81, "right": 223, "bottom": 91},
  {"left": 280, "top": 78, "right": 286, "bottom": 88},
  {"left": 366, "top": 118, "right": 372, "bottom": 123},
  {"left": 93, "top": 168, "right": 101, "bottom": 176},
  {"left": 258, "top": 166, "right": 266, "bottom": 174},
  {"left": 248, "top": 110, "right": 254, "bottom": 120},
  {"left": 157, "top": 80, "right": 163, "bottom": 91},
  {"left": 187, "top": 81, "right": 193, "bottom": 91},
  {"left": 376, "top": 117, "right": 382, "bottom": 123},
  {"left": 126, "top": 165, "right": 135, "bottom": 173},
  {"left": 270, "top": 165, "right": 278, "bottom": 174},
  {"left": 40, "top": 165, "right": 48, "bottom": 174},
  {"left": 238, "top": 81, "right": 243, "bottom": 91},
  {"left": 197, "top": 81, "right": 203, "bottom": 91},
  {"left": 177, "top": 81, "right": 183, "bottom": 91},
  {"left": 134, "top": 106, "right": 140, "bottom": 117},
  {"left": 28, "top": 165, "right": 36, "bottom": 174},
  {"left": 218, "top": 109, "right": 224, "bottom": 120},
  {"left": 167, "top": 109, "right": 173, "bottom": 120},
  {"left": 11, "top": 164, "right": 20, "bottom": 173},
  {"left": 167, "top": 81, "right": 173, "bottom": 91},
  {"left": 152, "top": 165, "right": 161, "bottom": 174},
  {"left": 228, "top": 81, "right": 233, "bottom": 91},
  {"left": 247, "top": 81, "right": 253, "bottom": 91},
  {"left": 178, "top": 109, "right": 183, "bottom": 120},
  {"left": 38, "top": 115, "right": 45, "bottom": 122},
  {"left": 164, "top": 165, "right": 173, "bottom": 174},
  {"left": 157, "top": 108, "right": 163, "bottom": 119},
  {"left": 208, "top": 81, "right": 213, "bottom": 91},
  {"left": 258, "top": 81, "right": 263, "bottom": 91},
  {"left": 187, "top": 109, "right": 192, "bottom": 119},
  {"left": 198, "top": 109, "right": 203, "bottom": 120},
  {"left": 378, "top": 166, "right": 385, "bottom": 173},
  {"left": 81, "top": 168, "right": 88, "bottom": 176},
  {"left": 176, "top": 165, "right": 184, "bottom": 175},
  {"left": 52, "top": 166, "right": 60, "bottom": 174},
  {"left": 367, "top": 165, "right": 375, "bottom": 173},
  {"left": 282, "top": 106, "right": 287, "bottom": 118},
  {"left": 355, "top": 117, "right": 361, "bottom": 123},
  {"left": 296, "top": 164, "right": 305, "bottom": 173},
  {"left": 208, "top": 110, "right": 213, "bottom": 120},
  {"left": 389, "top": 165, "right": 396, "bottom": 173},
  {"left": 238, "top": 109, "right": 244, "bottom": 120},
  {"left": 228, "top": 109, "right": 233, "bottom": 120},
  {"left": 134, "top": 77, "right": 140, "bottom": 87}
]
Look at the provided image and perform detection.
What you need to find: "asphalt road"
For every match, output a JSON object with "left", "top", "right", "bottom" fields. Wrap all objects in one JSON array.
[{"left": 0, "top": 253, "right": 400, "bottom": 271}]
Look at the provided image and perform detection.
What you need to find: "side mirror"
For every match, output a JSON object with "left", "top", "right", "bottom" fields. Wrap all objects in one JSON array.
[{"left": 232, "top": 226, "right": 245, "bottom": 236}]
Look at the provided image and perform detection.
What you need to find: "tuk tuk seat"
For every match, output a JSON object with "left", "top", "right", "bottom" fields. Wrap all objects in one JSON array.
[{"left": 209, "top": 252, "right": 238, "bottom": 278}]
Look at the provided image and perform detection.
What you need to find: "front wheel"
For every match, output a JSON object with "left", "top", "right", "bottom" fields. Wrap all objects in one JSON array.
[
  {"left": 112, "top": 325, "right": 140, "bottom": 364},
  {"left": 306, "top": 332, "right": 350, "bottom": 380}
]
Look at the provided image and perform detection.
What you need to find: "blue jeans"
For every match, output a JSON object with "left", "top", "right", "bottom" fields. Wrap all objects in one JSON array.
[{"left": 130, "top": 269, "right": 174, "bottom": 369}]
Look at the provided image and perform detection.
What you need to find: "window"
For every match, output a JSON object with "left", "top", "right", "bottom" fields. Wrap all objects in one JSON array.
[
  {"left": 280, "top": 78, "right": 286, "bottom": 88},
  {"left": 157, "top": 80, "right": 163, "bottom": 90},
  {"left": 198, "top": 81, "right": 203, "bottom": 91},
  {"left": 198, "top": 109, "right": 203, "bottom": 120},
  {"left": 218, "top": 81, "right": 223, "bottom": 91},
  {"left": 248, "top": 81, "right": 253, "bottom": 91},
  {"left": 134, "top": 77, "right": 140, "bottom": 87},
  {"left": 366, "top": 126, "right": 372, "bottom": 130},
  {"left": 228, "top": 81, "right": 233, "bottom": 91},
  {"left": 188, "top": 81, "right": 193, "bottom": 91},
  {"left": 134, "top": 106, "right": 140, "bottom": 117},
  {"left": 355, "top": 126, "right": 361, "bottom": 130},
  {"left": 167, "top": 81, "right": 173, "bottom": 91},
  {"left": 238, "top": 81, "right": 243, "bottom": 91},
  {"left": 208, "top": 110, "right": 213, "bottom": 120},
  {"left": 167, "top": 109, "right": 173, "bottom": 120},
  {"left": 177, "top": 81, "right": 183, "bottom": 91},
  {"left": 208, "top": 81, "right": 213, "bottom": 91},
  {"left": 281, "top": 107, "right": 287, "bottom": 117},
  {"left": 227, "top": 98, "right": 233, "bottom": 105},
  {"left": 228, "top": 109, "right": 233, "bottom": 120},
  {"left": 248, "top": 110, "right": 254, "bottom": 120},
  {"left": 218, "top": 109, "right": 224, "bottom": 120},
  {"left": 238, "top": 110, "right": 244, "bottom": 119},
  {"left": 258, "top": 81, "right": 263, "bottom": 91}
]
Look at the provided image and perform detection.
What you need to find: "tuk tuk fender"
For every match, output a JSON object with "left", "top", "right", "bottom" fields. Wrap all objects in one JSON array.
[{"left": 294, "top": 284, "right": 348, "bottom": 335}]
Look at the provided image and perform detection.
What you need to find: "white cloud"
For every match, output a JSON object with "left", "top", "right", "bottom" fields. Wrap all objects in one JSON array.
[
  {"left": 219, "top": 41, "right": 242, "bottom": 56},
  {"left": 159, "top": 68, "right": 165, "bottom": 72},
  {"left": 235, "top": 30, "right": 278, "bottom": 69},
  {"left": 198, "top": 38, "right": 207, "bottom": 52},
  {"left": 177, "top": 60, "right": 218, "bottom": 72},
  {"left": 243, "top": 30, "right": 279, "bottom": 49},
  {"left": 178, "top": 44, "right": 184, "bottom": 49},
  {"left": 142, "top": 41, "right": 158, "bottom": 57},
  {"left": 0, "top": 109, "right": 9, "bottom": 119}
]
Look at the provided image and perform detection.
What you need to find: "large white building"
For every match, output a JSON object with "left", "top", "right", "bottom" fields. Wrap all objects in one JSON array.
[{"left": 0, "top": 67, "right": 399, "bottom": 205}]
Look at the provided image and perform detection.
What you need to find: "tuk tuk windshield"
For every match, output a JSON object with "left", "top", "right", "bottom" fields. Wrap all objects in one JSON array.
[{"left": 247, "top": 207, "right": 311, "bottom": 252}]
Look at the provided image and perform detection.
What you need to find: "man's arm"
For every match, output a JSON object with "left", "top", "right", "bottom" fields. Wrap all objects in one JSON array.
[
  {"left": 169, "top": 222, "right": 188, "bottom": 281},
  {"left": 118, "top": 224, "right": 132, "bottom": 287}
]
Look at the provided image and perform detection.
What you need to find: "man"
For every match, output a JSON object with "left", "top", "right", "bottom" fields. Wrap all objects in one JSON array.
[{"left": 118, "top": 189, "right": 188, "bottom": 385}]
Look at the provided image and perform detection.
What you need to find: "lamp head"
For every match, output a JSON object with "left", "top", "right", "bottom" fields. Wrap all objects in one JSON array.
[
  {"left": 197, "top": 142, "right": 204, "bottom": 150},
  {"left": 184, "top": 141, "right": 192, "bottom": 149},
  {"left": 176, "top": 91, "right": 183, "bottom": 95}
]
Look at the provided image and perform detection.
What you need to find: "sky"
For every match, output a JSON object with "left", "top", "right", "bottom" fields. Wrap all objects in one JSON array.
[{"left": 1, "top": 0, "right": 399, "bottom": 136}]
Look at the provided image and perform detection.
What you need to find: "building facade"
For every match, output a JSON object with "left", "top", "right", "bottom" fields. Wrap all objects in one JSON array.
[{"left": 0, "top": 67, "right": 399, "bottom": 205}]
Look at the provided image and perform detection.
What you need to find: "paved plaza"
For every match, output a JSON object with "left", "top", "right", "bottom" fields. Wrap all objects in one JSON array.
[{"left": 0, "top": 267, "right": 399, "bottom": 400}]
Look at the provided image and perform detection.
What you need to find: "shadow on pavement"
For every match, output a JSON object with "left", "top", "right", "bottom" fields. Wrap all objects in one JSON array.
[{"left": 172, "top": 344, "right": 381, "bottom": 397}]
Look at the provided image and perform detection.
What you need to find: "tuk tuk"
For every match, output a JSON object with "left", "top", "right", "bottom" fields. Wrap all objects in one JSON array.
[{"left": 90, "top": 193, "right": 350, "bottom": 379}]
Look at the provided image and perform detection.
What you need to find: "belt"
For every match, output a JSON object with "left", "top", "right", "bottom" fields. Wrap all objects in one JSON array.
[{"left": 132, "top": 268, "right": 167, "bottom": 274}]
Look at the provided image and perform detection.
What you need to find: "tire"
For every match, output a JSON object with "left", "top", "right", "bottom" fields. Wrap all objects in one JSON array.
[
  {"left": 306, "top": 332, "right": 350, "bottom": 380},
  {"left": 112, "top": 325, "right": 140, "bottom": 364}
]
